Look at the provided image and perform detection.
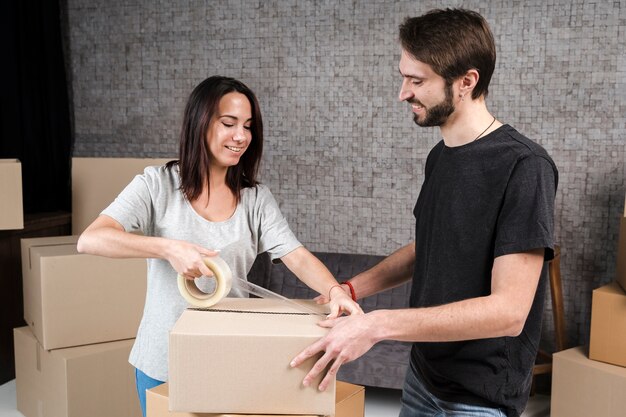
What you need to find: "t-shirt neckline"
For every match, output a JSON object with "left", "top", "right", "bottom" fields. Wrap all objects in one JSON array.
[
  {"left": 175, "top": 167, "right": 244, "bottom": 225},
  {"left": 442, "top": 124, "right": 510, "bottom": 151}
]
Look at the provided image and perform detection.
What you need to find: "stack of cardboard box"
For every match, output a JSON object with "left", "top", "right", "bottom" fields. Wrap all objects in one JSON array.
[
  {"left": 14, "top": 236, "right": 147, "bottom": 417},
  {"left": 13, "top": 157, "right": 159, "bottom": 417},
  {"left": 0, "top": 159, "right": 24, "bottom": 230},
  {"left": 551, "top": 197, "right": 626, "bottom": 417},
  {"left": 151, "top": 297, "right": 365, "bottom": 417}
]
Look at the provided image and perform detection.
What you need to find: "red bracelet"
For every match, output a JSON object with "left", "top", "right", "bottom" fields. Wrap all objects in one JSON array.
[
  {"left": 341, "top": 281, "right": 357, "bottom": 301},
  {"left": 328, "top": 284, "right": 343, "bottom": 300}
]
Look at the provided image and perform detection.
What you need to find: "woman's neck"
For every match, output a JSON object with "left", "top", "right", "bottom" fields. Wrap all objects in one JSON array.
[{"left": 208, "top": 165, "right": 228, "bottom": 190}]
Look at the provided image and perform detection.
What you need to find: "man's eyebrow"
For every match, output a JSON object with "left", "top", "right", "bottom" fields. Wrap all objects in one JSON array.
[{"left": 398, "top": 68, "right": 423, "bottom": 79}]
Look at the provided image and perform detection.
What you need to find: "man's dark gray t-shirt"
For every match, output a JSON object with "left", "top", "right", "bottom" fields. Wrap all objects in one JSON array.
[{"left": 409, "top": 124, "right": 558, "bottom": 417}]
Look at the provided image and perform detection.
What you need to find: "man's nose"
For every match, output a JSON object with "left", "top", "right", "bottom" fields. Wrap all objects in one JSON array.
[{"left": 398, "top": 79, "right": 414, "bottom": 102}]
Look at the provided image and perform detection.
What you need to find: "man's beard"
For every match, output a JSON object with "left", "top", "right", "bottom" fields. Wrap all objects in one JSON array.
[{"left": 412, "top": 83, "right": 455, "bottom": 127}]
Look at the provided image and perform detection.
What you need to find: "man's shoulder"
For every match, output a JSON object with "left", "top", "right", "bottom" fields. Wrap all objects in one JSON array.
[
  {"left": 490, "top": 125, "right": 556, "bottom": 170},
  {"left": 493, "top": 125, "right": 558, "bottom": 186},
  {"left": 495, "top": 125, "right": 552, "bottom": 159},
  {"left": 425, "top": 139, "right": 446, "bottom": 162}
]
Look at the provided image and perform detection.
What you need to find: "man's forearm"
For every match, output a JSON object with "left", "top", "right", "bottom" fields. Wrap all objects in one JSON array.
[
  {"left": 370, "top": 250, "right": 545, "bottom": 343},
  {"left": 371, "top": 295, "right": 520, "bottom": 344}
]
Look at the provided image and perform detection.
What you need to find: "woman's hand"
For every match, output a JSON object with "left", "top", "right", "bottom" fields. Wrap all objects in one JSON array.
[
  {"left": 327, "top": 285, "right": 363, "bottom": 318},
  {"left": 164, "top": 239, "right": 220, "bottom": 280},
  {"left": 280, "top": 247, "right": 363, "bottom": 317},
  {"left": 314, "top": 283, "right": 350, "bottom": 304}
]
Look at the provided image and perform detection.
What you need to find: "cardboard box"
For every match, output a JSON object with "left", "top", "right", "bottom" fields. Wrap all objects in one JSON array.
[
  {"left": 169, "top": 298, "right": 335, "bottom": 415},
  {"left": 589, "top": 281, "right": 626, "bottom": 367},
  {"left": 551, "top": 346, "right": 626, "bottom": 417},
  {"left": 21, "top": 235, "right": 147, "bottom": 350},
  {"left": 0, "top": 159, "right": 23, "bottom": 230},
  {"left": 616, "top": 216, "right": 626, "bottom": 292},
  {"left": 72, "top": 157, "right": 171, "bottom": 234},
  {"left": 333, "top": 381, "right": 365, "bottom": 417},
  {"left": 147, "top": 381, "right": 364, "bottom": 417},
  {"left": 14, "top": 326, "right": 141, "bottom": 417}
]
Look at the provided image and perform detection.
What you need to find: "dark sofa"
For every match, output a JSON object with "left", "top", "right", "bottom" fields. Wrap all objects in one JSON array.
[{"left": 247, "top": 252, "right": 412, "bottom": 390}]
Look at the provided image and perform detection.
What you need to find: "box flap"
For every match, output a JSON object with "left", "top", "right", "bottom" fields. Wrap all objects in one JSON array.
[
  {"left": 21, "top": 235, "right": 79, "bottom": 248},
  {"left": 173, "top": 305, "right": 326, "bottom": 337},
  {"left": 148, "top": 383, "right": 321, "bottom": 417},
  {"left": 207, "top": 297, "right": 329, "bottom": 315},
  {"left": 556, "top": 347, "right": 626, "bottom": 377},
  {"left": 50, "top": 338, "right": 135, "bottom": 360},
  {"left": 336, "top": 380, "right": 365, "bottom": 403},
  {"left": 22, "top": 235, "right": 79, "bottom": 269},
  {"left": 593, "top": 281, "right": 626, "bottom": 296}
]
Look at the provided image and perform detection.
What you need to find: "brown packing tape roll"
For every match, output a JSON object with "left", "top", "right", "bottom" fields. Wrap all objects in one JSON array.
[{"left": 177, "top": 256, "right": 233, "bottom": 308}]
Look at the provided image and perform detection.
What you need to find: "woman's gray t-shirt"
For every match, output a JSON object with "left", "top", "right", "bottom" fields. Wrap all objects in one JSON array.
[{"left": 101, "top": 165, "right": 302, "bottom": 381}]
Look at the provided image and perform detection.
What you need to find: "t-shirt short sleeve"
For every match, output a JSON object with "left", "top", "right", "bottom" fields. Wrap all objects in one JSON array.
[
  {"left": 494, "top": 155, "right": 557, "bottom": 261},
  {"left": 255, "top": 185, "right": 302, "bottom": 262},
  {"left": 100, "top": 167, "right": 157, "bottom": 234}
]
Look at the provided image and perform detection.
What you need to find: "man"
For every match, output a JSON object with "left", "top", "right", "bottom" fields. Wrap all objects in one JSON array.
[{"left": 290, "top": 8, "right": 558, "bottom": 417}]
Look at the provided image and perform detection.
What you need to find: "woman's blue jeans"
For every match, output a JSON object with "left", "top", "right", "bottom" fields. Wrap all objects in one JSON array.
[{"left": 135, "top": 368, "right": 165, "bottom": 417}]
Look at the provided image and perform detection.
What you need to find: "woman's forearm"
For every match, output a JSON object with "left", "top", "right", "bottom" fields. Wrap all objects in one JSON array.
[
  {"left": 348, "top": 242, "right": 415, "bottom": 299},
  {"left": 77, "top": 215, "right": 168, "bottom": 259},
  {"left": 280, "top": 246, "right": 342, "bottom": 297}
]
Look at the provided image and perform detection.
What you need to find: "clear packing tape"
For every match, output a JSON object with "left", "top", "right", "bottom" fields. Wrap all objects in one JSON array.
[{"left": 177, "top": 256, "right": 324, "bottom": 315}]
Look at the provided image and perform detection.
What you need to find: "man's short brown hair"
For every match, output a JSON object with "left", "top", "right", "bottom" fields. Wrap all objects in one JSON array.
[{"left": 399, "top": 8, "right": 496, "bottom": 99}]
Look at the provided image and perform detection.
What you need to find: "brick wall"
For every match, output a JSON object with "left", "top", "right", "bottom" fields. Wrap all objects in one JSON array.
[{"left": 64, "top": 0, "right": 626, "bottom": 348}]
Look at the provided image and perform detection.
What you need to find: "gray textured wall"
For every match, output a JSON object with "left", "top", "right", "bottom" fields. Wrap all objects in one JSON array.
[{"left": 65, "top": 0, "right": 625, "bottom": 348}]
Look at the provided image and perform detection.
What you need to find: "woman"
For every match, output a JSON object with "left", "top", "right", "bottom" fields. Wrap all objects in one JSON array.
[{"left": 77, "top": 76, "right": 361, "bottom": 417}]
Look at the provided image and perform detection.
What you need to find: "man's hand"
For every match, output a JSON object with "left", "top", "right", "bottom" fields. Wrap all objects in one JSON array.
[{"left": 290, "top": 312, "right": 380, "bottom": 391}]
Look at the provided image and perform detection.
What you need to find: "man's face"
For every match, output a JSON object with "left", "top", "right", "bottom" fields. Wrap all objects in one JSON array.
[{"left": 398, "top": 49, "right": 455, "bottom": 127}]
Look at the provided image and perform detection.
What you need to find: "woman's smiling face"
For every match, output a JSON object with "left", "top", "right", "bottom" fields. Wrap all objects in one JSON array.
[{"left": 206, "top": 92, "right": 253, "bottom": 168}]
